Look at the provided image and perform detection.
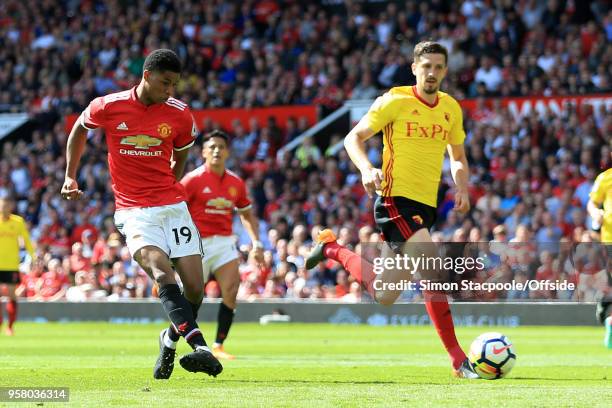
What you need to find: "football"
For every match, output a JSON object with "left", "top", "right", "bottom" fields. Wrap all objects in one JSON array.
[{"left": 468, "top": 332, "right": 517, "bottom": 379}]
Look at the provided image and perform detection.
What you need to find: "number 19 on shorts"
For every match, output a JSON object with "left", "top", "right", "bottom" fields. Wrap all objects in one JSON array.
[{"left": 172, "top": 226, "right": 192, "bottom": 245}]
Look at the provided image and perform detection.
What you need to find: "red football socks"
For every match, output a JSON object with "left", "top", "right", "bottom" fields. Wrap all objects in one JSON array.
[
  {"left": 424, "top": 291, "right": 466, "bottom": 369},
  {"left": 323, "top": 242, "right": 377, "bottom": 298},
  {"left": 322, "top": 242, "right": 466, "bottom": 369},
  {"left": 7, "top": 299, "right": 17, "bottom": 329}
]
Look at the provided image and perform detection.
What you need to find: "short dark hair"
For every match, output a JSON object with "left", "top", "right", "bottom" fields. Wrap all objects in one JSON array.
[
  {"left": 413, "top": 41, "right": 448, "bottom": 65},
  {"left": 143, "top": 49, "right": 182, "bottom": 73},
  {"left": 202, "top": 130, "right": 229, "bottom": 144}
]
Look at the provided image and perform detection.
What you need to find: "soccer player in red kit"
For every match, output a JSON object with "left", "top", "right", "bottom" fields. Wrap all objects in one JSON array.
[
  {"left": 60, "top": 49, "right": 222, "bottom": 379},
  {"left": 177, "top": 130, "right": 263, "bottom": 360}
]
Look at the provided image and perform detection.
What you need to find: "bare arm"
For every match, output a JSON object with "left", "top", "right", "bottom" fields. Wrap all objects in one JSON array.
[
  {"left": 61, "top": 115, "right": 88, "bottom": 200},
  {"left": 343, "top": 117, "right": 382, "bottom": 197},
  {"left": 20, "top": 220, "right": 35, "bottom": 260},
  {"left": 587, "top": 199, "right": 604, "bottom": 226},
  {"left": 172, "top": 148, "right": 189, "bottom": 180},
  {"left": 238, "top": 207, "right": 260, "bottom": 243},
  {"left": 239, "top": 207, "right": 264, "bottom": 264},
  {"left": 49, "top": 286, "right": 68, "bottom": 301},
  {"left": 446, "top": 143, "right": 470, "bottom": 213}
]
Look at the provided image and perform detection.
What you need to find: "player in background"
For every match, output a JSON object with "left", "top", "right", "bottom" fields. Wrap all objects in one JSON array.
[
  {"left": 177, "top": 130, "right": 264, "bottom": 360},
  {"left": 306, "top": 41, "right": 479, "bottom": 378},
  {"left": 60, "top": 49, "right": 222, "bottom": 378},
  {"left": 0, "top": 197, "right": 35, "bottom": 336},
  {"left": 587, "top": 155, "right": 611, "bottom": 348}
]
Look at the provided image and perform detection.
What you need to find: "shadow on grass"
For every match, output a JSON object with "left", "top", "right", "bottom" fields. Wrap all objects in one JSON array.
[
  {"left": 204, "top": 376, "right": 606, "bottom": 385},
  {"left": 207, "top": 379, "right": 399, "bottom": 385},
  {"left": 503, "top": 377, "right": 605, "bottom": 382}
]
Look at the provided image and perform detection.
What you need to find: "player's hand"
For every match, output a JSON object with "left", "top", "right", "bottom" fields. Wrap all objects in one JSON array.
[
  {"left": 454, "top": 189, "right": 470, "bottom": 213},
  {"left": 591, "top": 209, "right": 604, "bottom": 226},
  {"left": 251, "top": 246, "right": 264, "bottom": 267},
  {"left": 361, "top": 167, "right": 384, "bottom": 198},
  {"left": 60, "top": 177, "right": 84, "bottom": 201}
]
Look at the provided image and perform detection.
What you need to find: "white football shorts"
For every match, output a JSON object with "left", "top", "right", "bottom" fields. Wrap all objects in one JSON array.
[
  {"left": 114, "top": 201, "right": 203, "bottom": 259},
  {"left": 201, "top": 235, "right": 239, "bottom": 279}
]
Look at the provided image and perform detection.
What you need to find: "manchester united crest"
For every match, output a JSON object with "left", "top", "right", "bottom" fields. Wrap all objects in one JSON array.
[
  {"left": 157, "top": 123, "right": 172, "bottom": 138},
  {"left": 228, "top": 186, "right": 237, "bottom": 197},
  {"left": 412, "top": 215, "right": 423, "bottom": 225}
]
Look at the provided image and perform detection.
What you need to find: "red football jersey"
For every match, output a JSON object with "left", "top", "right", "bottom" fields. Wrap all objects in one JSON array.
[
  {"left": 81, "top": 87, "right": 197, "bottom": 209},
  {"left": 181, "top": 165, "right": 251, "bottom": 237}
]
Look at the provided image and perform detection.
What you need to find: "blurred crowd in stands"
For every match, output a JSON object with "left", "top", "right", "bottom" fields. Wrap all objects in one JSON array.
[
  {"left": 0, "top": 0, "right": 610, "bottom": 302},
  {"left": 0, "top": 0, "right": 610, "bottom": 115}
]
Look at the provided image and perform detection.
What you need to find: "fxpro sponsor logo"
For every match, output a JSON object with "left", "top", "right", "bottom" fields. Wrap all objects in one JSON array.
[{"left": 119, "top": 135, "right": 163, "bottom": 157}]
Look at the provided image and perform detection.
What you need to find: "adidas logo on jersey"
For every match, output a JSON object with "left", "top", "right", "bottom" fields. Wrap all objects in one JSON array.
[
  {"left": 116, "top": 122, "right": 129, "bottom": 130},
  {"left": 411, "top": 109, "right": 420, "bottom": 115},
  {"left": 203, "top": 186, "right": 212, "bottom": 193}
]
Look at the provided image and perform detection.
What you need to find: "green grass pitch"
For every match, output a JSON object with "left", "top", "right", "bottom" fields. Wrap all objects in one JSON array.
[{"left": 0, "top": 322, "right": 610, "bottom": 407}]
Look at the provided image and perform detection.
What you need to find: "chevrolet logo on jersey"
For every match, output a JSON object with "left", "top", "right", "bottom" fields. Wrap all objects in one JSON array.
[
  {"left": 207, "top": 197, "right": 233, "bottom": 209},
  {"left": 120, "top": 135, "right": 162, "bottom": 149}
]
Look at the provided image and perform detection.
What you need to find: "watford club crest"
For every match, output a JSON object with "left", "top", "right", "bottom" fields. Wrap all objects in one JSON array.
[
  {"left": 412, "top": 215, "right": 424, "bottom": 225},
  {"left": 444, "top": 112, "right": 450, "bottom": 122},
  {"left": 157, "top": 123, "right": 172, "bottom": 138}
]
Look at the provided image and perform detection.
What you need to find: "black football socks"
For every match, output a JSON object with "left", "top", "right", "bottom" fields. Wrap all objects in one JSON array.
[
  {"left": 215, "top": 302, "right": 235, "bottom": 345},
  {"left": 158, "top": 284, "right": 206, "bottom": 349}
]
